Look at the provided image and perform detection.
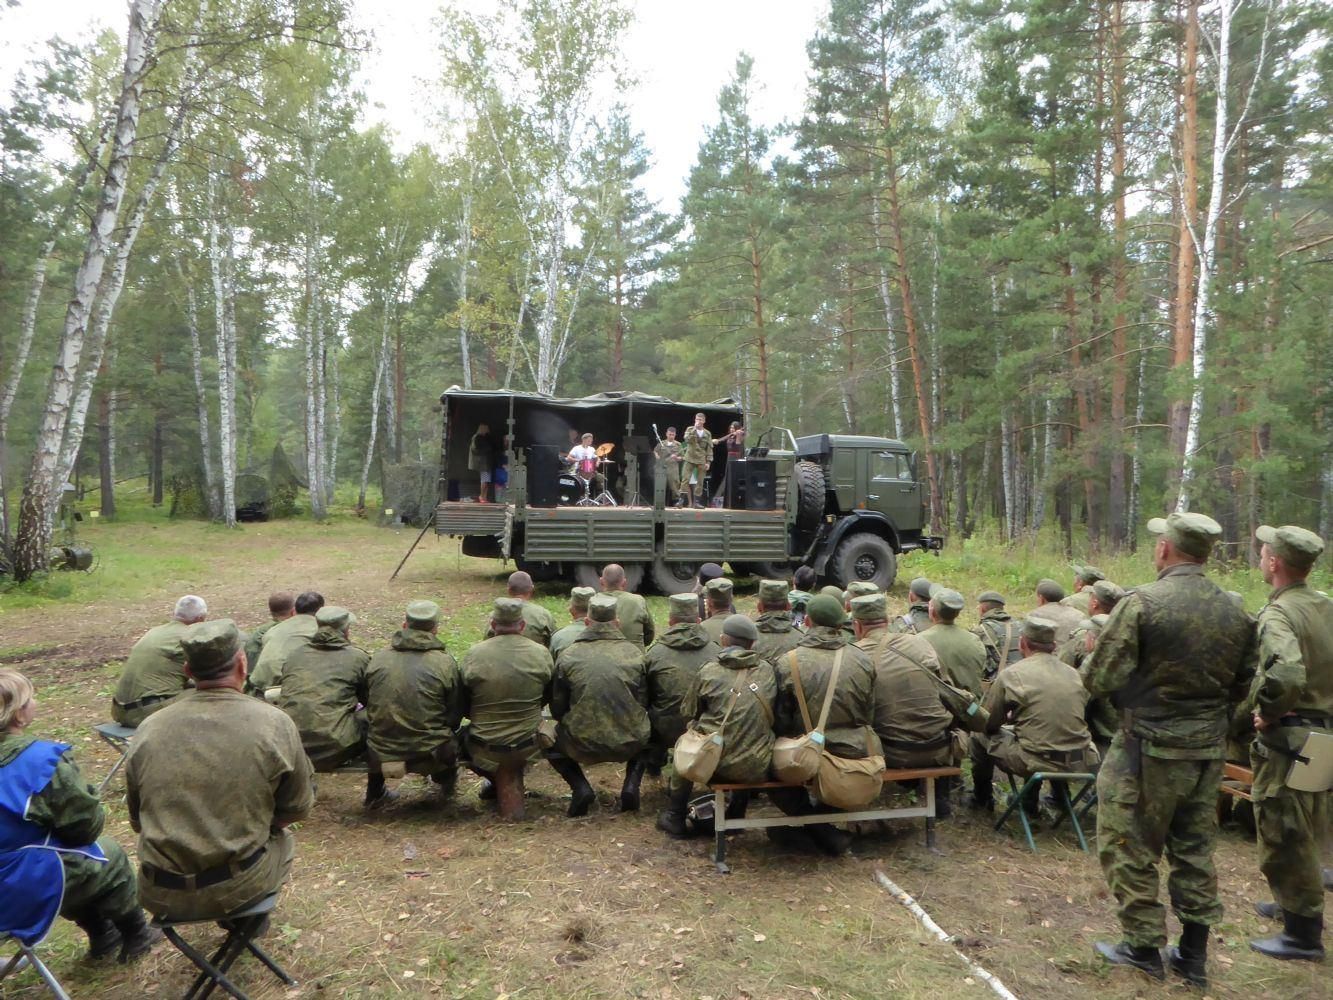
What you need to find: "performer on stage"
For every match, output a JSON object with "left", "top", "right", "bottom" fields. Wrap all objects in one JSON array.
[
  {"left": 654, "top": 426, "right": 683, "bottom": 506},
  {"left": 469, "top": 423, "right": 494, "bottom": 503},
  {"left": 713, "top": 420, "right": 746, "bottom": 504},
  {"left": 566, "top": 433, "right": 607, "bottom": 495},
  {"left": 679, "top": 413, "right": 712, "bottom": 509}
]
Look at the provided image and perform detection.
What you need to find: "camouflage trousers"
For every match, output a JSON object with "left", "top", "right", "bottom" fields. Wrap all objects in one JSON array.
[
  {"left": 61, "top": 837, "right": 139, "bottom": 923},
  {"left": 1096, "top": 736, "right": 1224, "bottom": 947},
  {"left": 1254, "top": 750, "right": 1330, "bottom": 919}
]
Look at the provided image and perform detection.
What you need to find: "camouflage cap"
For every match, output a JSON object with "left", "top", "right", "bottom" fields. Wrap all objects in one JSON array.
[
  {"left": 807, "top": 594, "right": 846, "bottom": 627},
  {"left": 569, "top": 586, "right": 596, "bottom": 612},
  {"left": 850, "top": 593, "right": 888, "bottom": 622},
  {"left": 819, "top": 584, "right": 846, "bottom": 602},
  {"left": 668, "top": 593, "right": 700, "bottom": 618},
  {"left": 589, "top": 593, "right": 619, "bottom": 622},
  {"left": 705, "top": 577, "right": 734, "bottom": 597},
  {"left": 1147, "top": 511, "right": 1222, "bottom": 559},
  {"left": 931, "top": 587, "right": 965, "bottom": 613},
  {"left": 722, "top": 613, "right": 759, "bottom": 642},
  {"left": 909, "top": 577, "right": 933, "bottom": 601},
  {"left": 405, "top": 599, "right": 440, "bottom": 627},
  {"left": 845, "top": 581, "right": 880, "bottom": 600},
  {"left": 316, "top": 606, "right": 355, "bottom": 631},
  {"left": 1090, "top": 580, "right": 1126, "bottom": 610},
  {"left": 1073, "top": 564, "right": 1106, "bottom": 585},
  {"left": 977, "top": 590, "right": 1006, "bottom": 606},
  {"left": 758, "top": 579, "right": 790, "bottom": 604},
  {"left": 181, "top": 619, "right": 242, "bottom": 675},
  {"left": 1023, "top": 617, "right": 1057, "bottom": 645},
  {"left": 1036, "top": 578, "right": 1065, "bottom": 602},
  {"left": 1257, "top": 524, "right": 1325, "bottom": 569},
  {"left": 492, "top": 597, "right": 524, "bottom": 626}
]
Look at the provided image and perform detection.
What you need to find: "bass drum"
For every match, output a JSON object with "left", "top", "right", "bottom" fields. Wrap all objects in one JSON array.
[{"left": 557, "top": 473, "right": 582, "bottom": 506}]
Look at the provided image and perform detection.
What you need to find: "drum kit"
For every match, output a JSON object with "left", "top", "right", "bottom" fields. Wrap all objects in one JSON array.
[{"left": 559, "top": 442, "right": 618, "bottom": 507}]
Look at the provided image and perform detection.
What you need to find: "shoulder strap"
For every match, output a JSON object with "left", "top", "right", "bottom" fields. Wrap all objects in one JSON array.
[
  {"left": 814, "top": 648, "right": 844, "bottom": 734},
  {"left": 741, "top": 667, "right": 775, "bottom": 728},
  {"left": 787, "top": 650, "right": 813, "bottom": 732},
  {"left": 1000, "top": 622, "right": 1017, "bottom": 665},
  {"left": 977, "top": 621, "right": 1001, "bottom": 659},
  {"left": 716, "top": 687, "right": 739, "bottom": 738}
]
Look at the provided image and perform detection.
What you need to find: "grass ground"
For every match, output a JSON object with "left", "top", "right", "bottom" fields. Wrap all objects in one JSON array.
[{"left": 1, "top": 494, "right": 1329, "bottom": 999}]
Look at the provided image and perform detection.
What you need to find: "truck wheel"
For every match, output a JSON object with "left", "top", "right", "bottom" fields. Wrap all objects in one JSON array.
[
  {"left": 649, "top": 557, "right": 700, "bottom": 595},
  {"left": 575, "top": 562, "right": 644, "bottom": 592},
  {"left": 792, "top": 460, "right": 826, "bottom": 534},
  {"left": 831, "top": 534, "right": 898, "bottom": 591},
  {"left": 731, "top": 561, "right": 791, "bottom": 581}
]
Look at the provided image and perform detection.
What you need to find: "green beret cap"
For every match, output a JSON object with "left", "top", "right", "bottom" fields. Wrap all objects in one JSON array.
[
  {"left": 977, "top": 591, "right": 1006, "bottom": 605},
  {"left": 758, "top": 579, "right": 789, "bottom": 604},
  {"left": 1147, "top": 511, "right": 1222, "bottom": 559},
  {"left": 850, "top": 593, "right": 888, "bottom": 622},
  {"left": 845, "top": 581, "right": 880, "bottom": 600},
  {"left": 705, "top": 577, "right": 734, "bottom": 596},
  {"left": 722, "top": 613, "right": 759, "bottom": 642},
  {"left": 819, "top": 584, "right": 846, "bottom": 602},
  {"left": 1036, "top": 578, "right": 1065, "bottom": 602},
  {"left": 698, "top": 563, "right": 724, "bottom": 583},
  {"left": 932, "top": 588, "right": 965, "bottom": 613},
  {"left": 669, "top": 593, "right": 700, "bottom": 618},
  {"left": 807, "top": 594, "right": 846, "bottom": 627},
  {"left": 1257, "top": 524, "right": 1325, "bottom": 569},
  {"left": 181, "top": 619, "right": 242, "bottom": 674},
  {"left": 1090, "top": 580, "right": 1126, "bottom": 609},
  {"left": 909, "top": 577, "right": 933, "bottom": 601},
  {"left": 1023, "top": 617, "right": 1057, "bottom": 644},
  {"left": 1073, "top": 564, "right": 1105, "bottom": 585},
  {"left": 589, "top": 593, "right": 619, "bottom": 622},
  {"left": 316, "top": 606, "right": 355, "bottom": 630},
  {"left": 406, "top": 600, "right": 440, "bottom": 626},
  {"left": 492, "top": 597, "right": 524, "bottom": 625},
  {"left": 569, "top": 586, "right": 595, "bottom": 611}
]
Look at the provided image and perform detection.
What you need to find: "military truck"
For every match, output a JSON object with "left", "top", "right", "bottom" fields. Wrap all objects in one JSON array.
[{"left": 433, "top": 388, "right": 942, "bottom": 591}]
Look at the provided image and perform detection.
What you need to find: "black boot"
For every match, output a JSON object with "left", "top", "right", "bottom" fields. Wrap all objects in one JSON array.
[
  {"left": 1250, "top": 909, "right": 1326, "bottom": 962},
  {"left": 808, "top": 823, "right": 852, "bottom": 857},
  {"left": 619, "top": 757, "right": 648, "bottom": 812},
  {"left": 364, "top": 773, "right": 398, "bottom": 809},
  {"left": 115, "top": 910, "right": 162, "bottom": 963},
  {"left": 934, "top": 777, "right": 953, "bottom": 819},
  {"left": 724, "top": 790, "right": 751, "bottom": 821},
  {"left": 477, "top": 778, "right": 497, "bottom": 801},
  {"left": 1168, "top": 921, "right": 1209, "bottom": 988},
  {"left": 548, "top": 756, "right": 596, "bottom": 817},
  {"left": 1254, "top": 900, "right": 1280, "bottom": 920},
  {"left": 656, "top": 781, "right": 693, "bottom": 839},
  {"left": 1093, "top": 941, "right": 1165, "bottom": 980},
  {"left": 76, "top": 916, "right": 122, "bottom": 961},
  {"left": 432, "top": 766, "right": 458, "bottom": 800}
]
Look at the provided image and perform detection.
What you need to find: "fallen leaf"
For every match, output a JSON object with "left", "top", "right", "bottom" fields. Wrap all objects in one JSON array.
[
  {"left": 753, "top": 933, "right": 766, "bottom": 943},
  {"left": 402, "top": 842, "right": 418, "bottom": 861}
]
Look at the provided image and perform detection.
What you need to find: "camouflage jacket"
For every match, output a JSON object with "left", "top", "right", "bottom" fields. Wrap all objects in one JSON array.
[
  {"left": 920, "top": 623, "right": 988, "bottom": 698},
  {"left": 984, "top": 652, "right": 1091, "bottom": 755},
  {"left": 1061, "top": 590, "right": 1094, "bottom": 615},
  {"left": 0, "top": 732, "right": 104, "bottom": 847},
  {"left": 550, "top": 622, "right": 650, "bottom": 762},
  {"left": 460, "top": 633, "right": 554, "bottom": 749},
  {"left": 550, "top": 622, "right": 586, "bottom": 661},
  {"left": 366, "top": 629, "right": 463, "bottom": 760},
  {"left": 243, "top": 618, "right": 280, "bottom": 673},
  {"left": 973, "top": 610, "right": 1025, "bottom": 676},
  {"left": 1033, "top": 601, "right": 1086, "bottom": 645},
  {"left": 114, "top": 620, "right": 192, "bottom": 707},
  {"left": 250, "top": 613, "right": 318, "bottom": 692},
  {"left": 277, "top": 627, "right": 370, "bottom": 765},
  {"left": 891, "top": 602, "right": 931, "bottom": 635},
  {"left": 644, "top": 623, "right": 721, "bottom": 745},
  {"left": 682, "top": 648, "right": 777, "bottom": 784},
  {"left": 1083, "top": 562, "right": 1256, "bottom": 759},
  {"left": 682, "top": 426, "right": 713, "bottom": 467},
  {"left": 753, "top": 611, "right": 804, "bottom": 665},
  {"left": 855, "top": 627, "right": 975, "bottom": 749},
  {"left": 486, "top": 601, "right": 556, "bottom": 648},
  {"left": 701, "top": 611, "right": 732, "bottom": 644},
  {"left": 773, "top": 627, "right": 881, "bottom": 759},
  {"left": 612, "top": 591, "right": 656, "bottom": 650}
]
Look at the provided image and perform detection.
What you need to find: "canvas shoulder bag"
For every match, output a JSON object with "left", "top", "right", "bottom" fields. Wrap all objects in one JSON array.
[
  {"left": 672, "top": 686, "right": 739, "bottom": 785},
  {"left": 772, "top": 649, "right": 842, "bottom": 783}
]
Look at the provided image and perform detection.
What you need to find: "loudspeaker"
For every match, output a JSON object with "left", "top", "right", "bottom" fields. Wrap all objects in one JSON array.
[
  {"left": 745, "top": 459, "right": 777, "bottom": 510},
  {"left": 725, "top": 457, "right": 747, "bottom": 509}
]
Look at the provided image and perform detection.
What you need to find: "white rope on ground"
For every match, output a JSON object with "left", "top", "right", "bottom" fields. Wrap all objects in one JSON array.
[{"left": 873, "top": 869, "right": 1020, "bottom": 1000}]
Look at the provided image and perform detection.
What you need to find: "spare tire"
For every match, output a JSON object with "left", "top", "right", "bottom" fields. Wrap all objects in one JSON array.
[{"left": 791, "top": 460, "right": 827, "bottom": 534}]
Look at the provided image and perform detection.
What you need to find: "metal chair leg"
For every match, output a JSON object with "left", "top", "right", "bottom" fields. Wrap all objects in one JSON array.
[
  {"left": 96, "top": 750, "right": 129, "bottom": 795},
  {"left": 713, "top": 788, "right": 729, "bottom": 874},
  {"left": 164, "top": 926, "right": 250, "bottom": 1000},
  {"left": 994, "top": 773, "right": 1038, "bottom": 852},
  {"left": 1060, "top": 780, "right": 1091, "bottom": 853}
]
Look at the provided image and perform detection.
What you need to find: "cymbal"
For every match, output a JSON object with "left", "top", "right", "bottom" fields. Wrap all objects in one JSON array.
[{"left": 595, "top": 442, "right": 615, "bottom": 457}]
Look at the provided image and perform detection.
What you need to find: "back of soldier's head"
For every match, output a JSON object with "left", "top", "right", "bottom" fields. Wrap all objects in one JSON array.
[
  {"left": 507, "top": 570, "right": 535, "bottom": 597},
  {"left": 295, "top": 591, "right": 325, "bottom": 615},
  {"left": 793, "top": 566, "right": 817, "bottom": 591},
  {"left": 1035, "top": 579, "right": 1065, "bottom": 604},
  {"left": 268, "top": 591, "right": 295, "bottom": 617},
  {"left": 601, "top": 563, "right": 626, "bottom": 590},
  {"left": 174, "top": 594, "right": 207, "bottom": 624}
]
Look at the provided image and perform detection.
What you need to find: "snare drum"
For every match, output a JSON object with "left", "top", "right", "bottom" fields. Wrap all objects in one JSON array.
[{"left": 557, "top": 473, "right": 582, "bottom": 505}]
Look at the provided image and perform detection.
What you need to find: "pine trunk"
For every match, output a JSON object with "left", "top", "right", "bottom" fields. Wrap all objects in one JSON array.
[{"left": 1107, "top": 0, "right": 1130, "bottom": 547}]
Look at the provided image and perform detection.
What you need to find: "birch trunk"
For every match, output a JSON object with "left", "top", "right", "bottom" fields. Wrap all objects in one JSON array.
[
  {"left": 207, "top": 168, "right": 239, "bottom": 528},
  {"left": 358, "top": 326, "right": 390, "bottom": 512},
  {"left": 182, "top": 275, "right": 220, "bottom": 519},
  {"left": 12, "top": 0, "right": 163, "bottom": 579},
  {"left": 326, "top": 322, "right": 341, "bottom": 502},
  {"left": 457, "top": 167, "right": 474, "bottom": 389}
]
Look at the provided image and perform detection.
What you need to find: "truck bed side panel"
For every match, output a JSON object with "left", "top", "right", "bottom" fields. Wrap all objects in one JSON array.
[
  {"left": 523, "top": 508, "right": 656, "bottom": 561},
  {"left": 662, "top": 509, "right": 788, "bottom": 562}
]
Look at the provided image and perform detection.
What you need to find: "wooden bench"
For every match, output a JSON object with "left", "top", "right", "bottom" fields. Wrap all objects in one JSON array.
[
  {"left": 706, "top": 766, "right": 961, "bottom": 873},
  {"left": 1220, "top": 762, "right": 1254, "bottom": 802}
]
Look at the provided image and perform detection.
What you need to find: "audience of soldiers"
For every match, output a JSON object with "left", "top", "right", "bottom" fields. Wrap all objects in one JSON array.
[{"left": 8, "top": 520, "right": 1328, "bottom": 984}]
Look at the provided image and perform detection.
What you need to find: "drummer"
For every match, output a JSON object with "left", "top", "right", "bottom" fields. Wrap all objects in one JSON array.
[{"left": 566, "top": 433, "right": 607, "bottom": 495}]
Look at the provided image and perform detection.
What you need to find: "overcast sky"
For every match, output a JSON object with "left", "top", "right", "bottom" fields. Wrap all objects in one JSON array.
[{"left": 0, "top": 0, "right": 827, "bottom": 211}]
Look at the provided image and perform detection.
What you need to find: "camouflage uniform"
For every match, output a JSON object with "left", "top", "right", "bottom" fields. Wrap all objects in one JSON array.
[
  {"left": 1248, "top": 576, "right": 1333, "bottom": 921},
  {"left": 459, "top": 627, "right": 554, "bottom": 774},
  {"left": 243, "top": 618, "right": 281, "bottom": 673},
  {"left": 486, "top": 600, "right": 556, "bottom": 648},
  {"left": 250, "top": 612, "right": 318, "bottom": 693},
  {"left": 128, "top": 621, "right": 315, "bottom": 922},
  {"left": 550, "top": 620, "right": 651, "bottom": 764},
  {"left": 550, "top": 587, "right": 595, "bottom": 662},
  {"left": 921, "top": 622, "right": 988, "bottom": 698},
  {"left": 773, "top": 626, "right": 881, "bottom": 761},
  {"left": 753, "top": 612, "right": 804, "bottom": 666},
  {"left": 112, "top": 620, "right": 192, "bottom": 727},
  {"left": 892, "top": 602, "right": 931, "bottom": 635},
  {"left": 973, "top": 603, "right": 1025, "bottom": 678},
  {"left": 1, "top": 732, "right": 139, "bottom": 930},
  {"left": 277, "top": 609, "right": 370, "bottom": 771},
  {"left": 365, "top": 623, "right": 463, "bottom": 778},
  {"left": 701, "top": 578, "right": 735, "bottom": 644},
  {"left": 681, "top": 647, "right": 778, "bottom": 784},
  {"left": 1083, "top": 534, "right": 1256, "bottom": 950},
  {"left": 611, "top": 589, "right": 656, "bottom": 650},
  {"left": 1034, "top": 600, "right": 1085, "bottom": 645},
  {"left": 644, "top": 616, "right": 721, "bottom": 749},
  {"left": 1061, "top": 565, "right": 1106, "bottom": 616}
]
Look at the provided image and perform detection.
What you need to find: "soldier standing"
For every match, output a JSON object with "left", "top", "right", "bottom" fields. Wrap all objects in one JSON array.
[
  {"left": 654, "top": 426, "right": 683, "bottom": 506},
  {"left": 550, "top": 586, "right": 595, "bottom": 660},
  {"left": 1246, "top": 524, "right": 1331, "bottom": 962},
  {"left": 547, "top": 594, "right": 651, "bottom": 816},
  {"left": 678, "top": 412, "right": 713, "bottom": 509},
  {"left": 111, "top": 595, "right": 207, "bottom": 727},
  {"left": 460, "top": 599, "right": 555, "bottom": 820},
  {"left": 753, "top": 579, "right": 805, "bottom": 664},
  {"left": 973, "top": 591, "right": 1024, "bottom": 679},
  {"left": 920, "top": 588, "right": 988, "bottom": 698},
  {"left": 892, "top": 578, "right": 933, "bottom": 634},
  {"left": 1084, "top": 512, "right": 1256, "bottom": 988}
]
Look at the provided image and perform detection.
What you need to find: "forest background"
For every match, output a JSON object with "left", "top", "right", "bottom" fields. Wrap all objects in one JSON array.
[{"left": 1, "top": 0, "right": 1330, "bottom": 581}]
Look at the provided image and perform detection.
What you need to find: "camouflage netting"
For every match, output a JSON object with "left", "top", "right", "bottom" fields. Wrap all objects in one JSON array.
[
  {"left": 169, "top": 470, "right": 208, "bottom": 519},
  {"left": 381, "top": 462, "right": 438, "bottom": 526},
  {"left": 168, "top": 442, "right": 306, "bottom": 521},
  {"left": 268, "top": 442, "right": 303, "bottom": 519}
]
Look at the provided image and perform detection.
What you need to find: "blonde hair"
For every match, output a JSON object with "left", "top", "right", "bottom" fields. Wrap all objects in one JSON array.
[{"left": 0, "top": 669, "right": 35, "bottom": 730}]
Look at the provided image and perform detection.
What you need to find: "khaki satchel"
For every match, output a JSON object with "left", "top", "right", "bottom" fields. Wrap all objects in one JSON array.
[
  {"left": 772, "top": 649, "right": 843, "bottom": 783},
  {"left": 535, "top": 717, "right": 559, "bottom": 750},
  {"left": 673, "top": 682, "right": 745, "bottom": 785},
  {"left": 811, "top": 749, "right": 885, "bottom": 809}
]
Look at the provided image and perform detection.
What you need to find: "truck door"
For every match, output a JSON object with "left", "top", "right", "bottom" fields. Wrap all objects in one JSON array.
[{"left": 866, "top": 450, "right": 919, "bottom": 530}]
